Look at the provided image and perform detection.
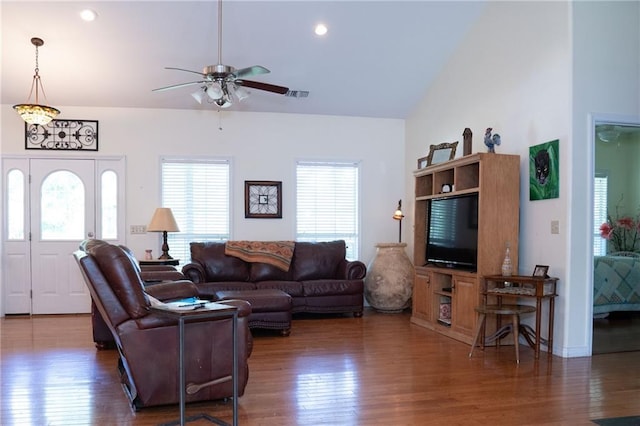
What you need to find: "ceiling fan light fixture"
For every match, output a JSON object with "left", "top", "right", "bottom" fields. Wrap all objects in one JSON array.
[
  {"left": 215, "top": 97, "right": 232, "bottom": 109},
  {"left": 234, "top": 85, "right": 250, "bottom": 101},
  {"left": 216, "top": 83, "right": 233, "bottom": 108},
  {"left": 598, "top": 130, "right": 620, "bottom": 143},
  {"left": 206, "top": 82, "right": 224, "bottom": 100},
  {"left": 191, "top": 88, "right": 205, "bottom": 104},
  {"left": 152, "top": 0, "right": 289, "bottom": 107},
  {"left": 13, "top": 37, "right": 60, "bottom": 125}
]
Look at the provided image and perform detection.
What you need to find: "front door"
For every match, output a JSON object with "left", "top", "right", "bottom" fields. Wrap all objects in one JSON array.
[
  {"left": 3, "top": 156, "right": 125, "bottom": 315},
  {"left": 30, "top": 159, "right": 95, "bottom": 314}
]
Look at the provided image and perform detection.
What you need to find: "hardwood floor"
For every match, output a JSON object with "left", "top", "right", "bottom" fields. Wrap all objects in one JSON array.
[
  {"left": 2, "top": 309, "right": 640, "bottom": 425},
  {"left": 593, "top": 311, "right": 640, "bottom": 354}
]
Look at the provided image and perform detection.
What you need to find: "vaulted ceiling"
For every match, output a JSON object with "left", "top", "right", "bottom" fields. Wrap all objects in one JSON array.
[{"left": 1, "top": 1, "right": 486, "bottom": 119}]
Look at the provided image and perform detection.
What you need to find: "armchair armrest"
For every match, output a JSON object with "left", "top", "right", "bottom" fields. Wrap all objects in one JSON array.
[
  {"left": 214, "top": 299, "right": 252, "bottom": 318},
  {"left": 182, "top": 262, "right": 207, "bottom": 283},
  {"left": 145, "top": 280, "right": 199, "bottom": 301},
  {"left": 141, "top": 270, "right": 187, "bottom": 283},
  {"left": 141, "top": 264, "right": 179, "bottom": 272},
  {"left": 337, "top": 259, "right": 367, "bottom": 280}
]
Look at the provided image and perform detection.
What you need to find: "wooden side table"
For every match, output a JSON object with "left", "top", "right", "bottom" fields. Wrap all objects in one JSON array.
[
  {"left": 151, "top": 303, "right": 239, "bottom": 426},
  {"left": 469, "top": 303, "right": 537, "bottom": 363},
  {"left": 481, "top": 275, "right": 558, "bottom": 359}
]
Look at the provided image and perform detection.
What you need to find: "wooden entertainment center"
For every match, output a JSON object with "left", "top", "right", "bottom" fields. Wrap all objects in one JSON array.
[{"left": 411, "top": 153, "right": 520, "bottom": 344}]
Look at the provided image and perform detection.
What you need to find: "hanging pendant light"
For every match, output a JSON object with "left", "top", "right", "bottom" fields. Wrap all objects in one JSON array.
[{"left": 13, "top": 37, "right": 60, "bottom": 125}]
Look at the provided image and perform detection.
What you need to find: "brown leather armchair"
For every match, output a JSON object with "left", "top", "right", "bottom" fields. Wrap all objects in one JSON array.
[
  {"left": 88, "top": 242, "right": 190, "bottom": 349},
  {"left": 75, "top": 239, "right": 253, "bottom": 409}
]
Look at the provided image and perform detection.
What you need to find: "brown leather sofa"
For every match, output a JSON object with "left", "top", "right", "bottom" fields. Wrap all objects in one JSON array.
[
  {"left": 182, "top": 240, "right": 366, "bottom": 317},
  {"left": 75, "top": 239, "right": 253, "bottom": 409}
]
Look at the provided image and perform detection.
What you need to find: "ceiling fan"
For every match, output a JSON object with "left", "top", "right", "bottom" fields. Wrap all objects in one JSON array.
[{"left": 152, "top": 0, "right": 289, "bottom": 108}]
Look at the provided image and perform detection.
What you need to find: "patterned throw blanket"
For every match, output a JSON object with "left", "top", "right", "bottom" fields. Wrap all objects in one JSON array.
[{"left": 224, "top": 241, "right": 295, "bottom": 271}]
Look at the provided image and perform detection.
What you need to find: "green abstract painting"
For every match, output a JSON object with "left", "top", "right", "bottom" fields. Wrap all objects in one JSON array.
[{"left": 529, "top": 139, "right": 559, "bottom": 201}]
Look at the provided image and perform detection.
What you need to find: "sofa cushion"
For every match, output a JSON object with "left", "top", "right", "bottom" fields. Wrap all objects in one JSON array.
[
  {"left": 190, "top": 242, "right": 250, "bottom": 282},
  {"left": 255, "top": 280, "right": 304, "bottom": 297},
  {"left": 196, "top": 282, "right": 257, "bottom": 299},
  {"left": 292, "top": 240, "right": 346, "bottom": 281},
  {"left": 250, "top": 262, "right": 293, "bottom": 282},
  {"left": 301, "top": 279, "right": 364, "bottom": 297},
  {"left": 89, "top": 243, "right": 149, "bottom": 319}
]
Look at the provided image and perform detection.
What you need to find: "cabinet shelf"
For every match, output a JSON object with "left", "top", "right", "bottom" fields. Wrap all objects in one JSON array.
[{"left": 410, "top": 152, "right": 520, "bottom": 345}]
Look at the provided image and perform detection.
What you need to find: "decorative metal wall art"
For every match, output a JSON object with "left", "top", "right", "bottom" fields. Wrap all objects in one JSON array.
[
  {"left": 245, "top": 180, "right": 282, "bottom": 218},
  {"left": 24, "top": 119, "right": 99, "bottom": 151}
]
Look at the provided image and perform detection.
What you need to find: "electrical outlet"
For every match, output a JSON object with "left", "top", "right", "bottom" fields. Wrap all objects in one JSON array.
[
  {"left": 130, "top": 225, "right": 147, "bottom": 234},
  {"left": 551, "top": 220, "right": 559, "bottom": 235}
]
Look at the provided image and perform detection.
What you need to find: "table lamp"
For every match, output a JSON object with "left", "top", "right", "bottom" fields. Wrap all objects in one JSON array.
[
  {"left": 392, "top": 200, "right": 404, "bottom": 243},
  {"left": 147, "top": 207, "right": 180, "bottom": 259}
]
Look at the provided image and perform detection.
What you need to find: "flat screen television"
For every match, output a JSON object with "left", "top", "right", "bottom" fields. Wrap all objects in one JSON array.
[{"left": 426, "top": 193, "right": 478, "bottom": 270}]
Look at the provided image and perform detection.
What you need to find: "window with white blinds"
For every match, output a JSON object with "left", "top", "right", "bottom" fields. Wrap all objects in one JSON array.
[
  {"left": 161, "top": 158, "right": 230, "bottom": 264},
  {"left": 296, "top": 161, "right": 360, "bottom": 260},
  {"left": 593, "top": 172, "right": 608, "bottom": 256}
]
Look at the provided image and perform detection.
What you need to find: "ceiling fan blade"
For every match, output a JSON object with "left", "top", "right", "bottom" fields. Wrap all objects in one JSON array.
[
  {"left": 233, "top": 66, "right": 270, "bottom": 79},
  {"left": 152, "top": 81, "right": 205, "bottom": 92},
  {"left": 236, "top": 80, "right": 289, "bottom": 95},
  {"left": 165, "top": 67, "right": 206, "bottom": 76}
]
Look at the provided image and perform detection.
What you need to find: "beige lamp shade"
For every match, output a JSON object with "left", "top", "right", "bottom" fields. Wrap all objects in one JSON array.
[
  {"left": 147, "top": 208, "right": 179, "bottom": 259},
  {"left": 147, "top": 208, "right": 179, "bottom": 232}
]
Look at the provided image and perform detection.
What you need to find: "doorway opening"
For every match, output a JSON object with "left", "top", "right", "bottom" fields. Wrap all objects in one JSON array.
[{"left": 592, "top": 119, "right": 640, "bottom": 354}]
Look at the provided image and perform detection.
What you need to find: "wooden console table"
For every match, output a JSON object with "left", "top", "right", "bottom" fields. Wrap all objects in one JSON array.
[{"left": 481, "top": 275, "right": 558, "bottom": 359}]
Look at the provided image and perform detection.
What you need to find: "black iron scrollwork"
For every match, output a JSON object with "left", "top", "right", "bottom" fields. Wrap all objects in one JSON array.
[{"left": 25, "top": 119, "right": 99, "bottom": 151}]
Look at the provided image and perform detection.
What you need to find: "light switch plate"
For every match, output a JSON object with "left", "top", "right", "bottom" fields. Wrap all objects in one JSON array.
[
  {"left": 551, "top": 220, "right": 559, "bottom": 234},
  {"left": 130, "top": 225, "right": 147, "bottom": 234}
]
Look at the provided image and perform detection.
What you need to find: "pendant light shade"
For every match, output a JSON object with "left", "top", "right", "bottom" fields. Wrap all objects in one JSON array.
[
  {"left": 13, "top": 37, "right": 60, "bottom": 125},
  {"left": 13, "top": 104, "right": 60, "bottom": 125}
]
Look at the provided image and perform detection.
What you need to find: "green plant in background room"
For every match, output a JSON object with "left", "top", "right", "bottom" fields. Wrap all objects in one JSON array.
[{"left": 600, "top": 208, "right": 640, "bottom": 253}]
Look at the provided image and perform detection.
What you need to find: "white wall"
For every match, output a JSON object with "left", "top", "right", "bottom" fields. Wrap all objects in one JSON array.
[
  {"left": 407, "top": 0, "right": 640, "bottom": 358},
  {"left": 406, "top": 1, "right": 573, "bottom": 354},
  {"left": 1, "top": 105, "right": 405, "bottom": 283},
  {"left": 570, "top": 1, "right": 640, "bottom": 355}
]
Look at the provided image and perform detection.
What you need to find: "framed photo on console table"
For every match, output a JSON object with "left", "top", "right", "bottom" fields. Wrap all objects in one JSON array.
[
  {"left": 245, "top": 180, "right": 282, "bottom": 219},
  {"left": 532, "top": 265, "right": 549, "bottom": 277}
]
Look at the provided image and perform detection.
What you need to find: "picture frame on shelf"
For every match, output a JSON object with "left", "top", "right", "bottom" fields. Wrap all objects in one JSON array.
[
  {"left": 244, "top": 180, "right": 282, "bottom": 219},
  {"left": 426, "top": 141, "right": 458, "bottom": 166},
  {"left": 532, "top": 265, "right": 549, "bottom": 277},
  {"left": 417, "top": 156, "right": 429, "bottom": 169}
]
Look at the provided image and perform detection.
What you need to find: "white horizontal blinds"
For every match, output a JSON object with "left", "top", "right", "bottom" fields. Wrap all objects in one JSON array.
[
  {"left": 430, "top": 200, "right": 457, "bottom": 243},
  {"left": 161, "top": 158, "right": 230, "bottom": 263},
  {"left": 594, "top": 172, "right": 608, "bottom": 256},
  {"left": 296, "top": 161, "right": 359, "bottom": 260}
]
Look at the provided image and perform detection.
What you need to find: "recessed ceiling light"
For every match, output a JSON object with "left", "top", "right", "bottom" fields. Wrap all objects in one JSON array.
[
  {"left": 314, "top": 23, "right": 328, "bottom": 36},
  {"left": 80, "top": 9, "right": 97, "bottom": 22}
]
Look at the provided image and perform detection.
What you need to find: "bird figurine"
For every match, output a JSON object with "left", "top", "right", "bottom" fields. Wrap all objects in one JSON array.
[{"left": 484, "top": 127, "right": 501, "bottom": 153}]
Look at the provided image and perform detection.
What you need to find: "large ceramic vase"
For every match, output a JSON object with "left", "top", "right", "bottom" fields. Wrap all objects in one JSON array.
[{"left": 364, "top": 243, "right": 415, "bottom": 313}]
